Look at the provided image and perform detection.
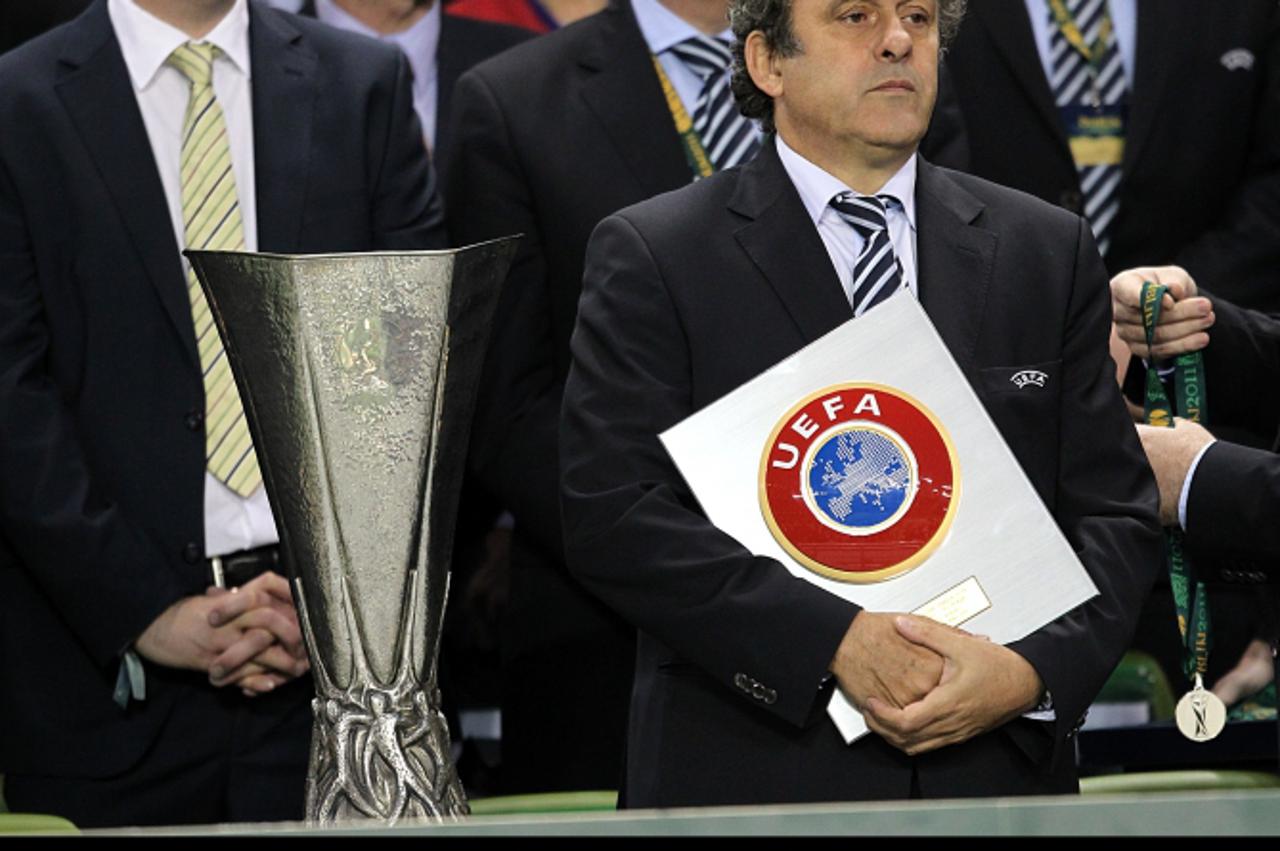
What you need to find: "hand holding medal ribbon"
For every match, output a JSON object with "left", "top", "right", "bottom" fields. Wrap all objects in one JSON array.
[{"left": 1139, "top": 280, "right": 1227, "bottom": 742}]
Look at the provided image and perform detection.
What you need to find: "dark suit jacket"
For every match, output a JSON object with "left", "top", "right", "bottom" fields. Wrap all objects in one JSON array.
[
  {"left": 435, "top": 12, "right": 532, "bottom": 177},
  {"left": 0, "top": 0, "right": 444, "bottom": 778},
  {"left": 443, "top": 0, "right": 694, "bottom": 788},
  {"left": 560, "top": 140, "right": 1163, "bottom": 807},
  {"left": 0, "top": 0, "right": 91, "bottom": 54},
  {"left": 923, "top": 0, "right": 1280, "bottom": 311},
  {"left": 297, "top": 1, "right": 531, "bottom": 178},
  {"left": 1183, "top": 296, "right": 1280, "bottom": 567},
  {"left": 447, "top": 0, "right": 689, "bottom": 563}
]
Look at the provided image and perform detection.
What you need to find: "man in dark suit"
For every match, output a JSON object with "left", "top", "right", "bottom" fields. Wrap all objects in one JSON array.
[
  {"left": 297, "top": 5, "right": 529, "bottom": 788},
  {"left": 299, "top": 0, "right": 530, "bottom": 179},
  {"left": 1111, "top": 268, "right": 1280, "bottom": 563},
  {"left": 1112, "top": 266, "right": 1280, "bottom": 706},
  {"left": 928, "top": 2, "right": 1280, "bottom": 697},
  {"left": 0, "top": 0, "right": 443, "bottom": 827},
  {"left": 922, "top": 1, "right": 1280, "bottom": 312},
  {"left": 1116, "top": 274, "right": 1280, "bottom": 562},
  {"left": 560, "top": 0, "right": 1161, "bottom": 806},
  {"left": 446, "top": 0, "right": 750, "bottom": 793}
]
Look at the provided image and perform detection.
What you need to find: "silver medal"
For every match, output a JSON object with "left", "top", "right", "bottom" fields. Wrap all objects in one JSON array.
[{"left": 1175, "top": 673, "right": 1227, "bottom": 742}]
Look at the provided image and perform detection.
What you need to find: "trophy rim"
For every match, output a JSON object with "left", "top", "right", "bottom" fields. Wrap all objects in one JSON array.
[{"left": 183, "top": 235, "right": 521, "bottom": 263}]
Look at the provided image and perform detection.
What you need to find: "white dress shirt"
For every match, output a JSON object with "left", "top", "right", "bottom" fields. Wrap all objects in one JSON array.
[
  {"left": 1022, "top": 0, "right": 1137, "bottom": 91},
  {"left": 108, "top": 0, "right": 278, "bottom": 557},
  {"left": 314, "top": 0, "right": 442, "bottom": 149},
  {"left": 775, "top": 134, "right": 919, "bottom": 306}
]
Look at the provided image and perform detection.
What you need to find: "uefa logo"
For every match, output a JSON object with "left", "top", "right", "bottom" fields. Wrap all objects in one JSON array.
[{"left": 758, "top": 384, "right": 960, "bottom": 583}]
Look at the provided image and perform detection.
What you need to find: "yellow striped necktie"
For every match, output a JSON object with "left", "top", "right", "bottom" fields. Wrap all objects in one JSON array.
[{"left": 168, "top": 42, "right": 261, "bottom": 498}]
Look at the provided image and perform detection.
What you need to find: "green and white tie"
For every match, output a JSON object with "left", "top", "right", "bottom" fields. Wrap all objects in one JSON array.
[{"left": 168, "top": 42, "right": 261, "bottom": 497}]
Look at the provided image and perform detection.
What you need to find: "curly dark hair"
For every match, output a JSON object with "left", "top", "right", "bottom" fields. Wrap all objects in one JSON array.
[{"left": 729, "top": 0, "right": 967, "bottom": 134}]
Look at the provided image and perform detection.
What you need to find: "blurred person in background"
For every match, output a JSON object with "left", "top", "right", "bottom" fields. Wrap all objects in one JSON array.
[{"left": 445, "top": 0, "right": 759, "bottom": 794}]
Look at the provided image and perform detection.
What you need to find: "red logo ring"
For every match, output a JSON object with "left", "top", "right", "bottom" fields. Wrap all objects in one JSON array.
[{"left": 758, "top": 384, "right": 960, "bottom": 583}]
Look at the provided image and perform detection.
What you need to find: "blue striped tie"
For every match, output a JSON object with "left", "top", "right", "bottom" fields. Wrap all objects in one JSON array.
[
  {"left": 830, "top": 193, "right": 904, "bottom": 316},
  {"left": 668, "top": 35, "right": 760, "bottom": 171},
  {"left": 1047, "top": 0, "right": 1126, "bottom": 257}
]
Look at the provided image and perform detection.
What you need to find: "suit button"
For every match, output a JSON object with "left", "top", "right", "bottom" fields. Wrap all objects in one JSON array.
[
  {"left": 764, "top": 688, "right": 778, "bottom": 705},
  {"left": 185, "top": 410, "right": 203, "bottom": 432},
  {"left": 182, "top": 542, "right": 203, "bottom": 564},
  {"left": 751, "top": 683, "right": 766, "bottom": 700},
  {"left": 1059, "top": 189, "right": 1083, "bottom": 213},
  {"left": 734, "top": 673, "right": 750, "bottom": 692}
]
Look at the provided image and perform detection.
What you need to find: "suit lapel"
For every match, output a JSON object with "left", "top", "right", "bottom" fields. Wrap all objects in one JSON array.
[
  {"left": 1122, "top": 1, "right": 1181, "bottom": 176},
  {"left": 971, "top": 0, "right": 1066, "bottom": 153},
  {"left": 729, "top": 142, "right": 852, "bottom": 344},
  {"left": 250, "top": 4, "right": 316, "bottom": 253},
  {"left": 579, "top": 1, "right": 691, "bottom": 196},
  {"left": 728, "top": 146, "right": 996, "bottom": 360},
  {"left": 915, "top": 160, "right": 997, "bottom": 368},
  {"left": 53, "top": 2, "right": 198, "bottom": 368}
]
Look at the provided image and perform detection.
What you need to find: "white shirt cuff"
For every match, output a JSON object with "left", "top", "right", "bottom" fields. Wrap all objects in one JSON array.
[
  {"left": 1177, "top": 440, "right": 1218, "bottom": 531},
  {"left": 1024, "top": 688, "right": 1055, "bottom": 721}
]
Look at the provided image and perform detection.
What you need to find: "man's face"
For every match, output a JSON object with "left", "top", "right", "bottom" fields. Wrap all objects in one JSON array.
[{"left": 765, "top": 0, "right": 939, "bottom": 168}]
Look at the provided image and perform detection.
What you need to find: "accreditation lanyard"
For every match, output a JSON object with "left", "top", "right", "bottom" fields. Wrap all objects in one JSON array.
[
  {"left": 1140, "top": 281, "right": 1211, "bottom": 682},
  {"left": 651, "top": 56, "right": 715, "bottom": 181}
]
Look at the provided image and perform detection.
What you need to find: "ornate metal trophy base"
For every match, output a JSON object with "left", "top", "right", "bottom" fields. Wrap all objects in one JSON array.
[{"left": 304, "top": 573, "right": 466, "bottom": 824}]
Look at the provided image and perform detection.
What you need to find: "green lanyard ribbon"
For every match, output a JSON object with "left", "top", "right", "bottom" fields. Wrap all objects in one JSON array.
[
  {"left": 651, "top": 56, "right": 714, "bottom": 181},
  {"left": 1141, "top": 281, "right": 1211, "bottom": 682}
]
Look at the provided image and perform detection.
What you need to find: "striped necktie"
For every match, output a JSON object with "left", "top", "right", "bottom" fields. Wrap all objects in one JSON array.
[
  {"left": 168, "top": 42, "right": 262, "bottom": 498},
  {"left": 668, "top": 35, "right": 760, "bottom": 171},
  {"left": 830, "top": 193, "right": 904, "bottom": 317},
  {"left": 1047, "top": 0, "right": 1126, "bottom": 257}
]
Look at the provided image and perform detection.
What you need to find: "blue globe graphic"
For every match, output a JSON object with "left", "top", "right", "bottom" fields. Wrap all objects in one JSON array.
[{"left": 807, "top": 429, "right": 911, "bottom": 531}]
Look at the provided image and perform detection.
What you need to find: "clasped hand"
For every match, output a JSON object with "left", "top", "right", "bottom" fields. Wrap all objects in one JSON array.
[
  {"left": 831, "top": 613, "right": 1043, "bottom": 755},
  {"left": 1110, "top": 265, "right": 1214, "bottom": 361},
  {"left": 135, "top": 571, "right": 310, "bottom": 697}
]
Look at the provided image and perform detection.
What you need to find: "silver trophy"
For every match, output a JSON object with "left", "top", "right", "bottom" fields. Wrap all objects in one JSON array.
[{"left": 188, "top": 240, "right": 517, "bottom": 825}]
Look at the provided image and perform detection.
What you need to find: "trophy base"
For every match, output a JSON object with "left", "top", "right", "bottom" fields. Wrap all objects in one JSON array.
[{"left": 305, "top": 686, "right": 468, "bottom": 825}]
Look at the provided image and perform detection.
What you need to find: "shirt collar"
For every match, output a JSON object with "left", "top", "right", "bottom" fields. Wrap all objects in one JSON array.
[
  {"left": 314, "top": 0, "right": 441, "bottom": 86},
  {"left": 109, "top": 0, "right": 251, "bottom": 91},
  {"left": 631, "top": 0, "right": 732, "bottom": 55},
  {"left": 775, "top": 134, "right": 918, "bottom": 232}
]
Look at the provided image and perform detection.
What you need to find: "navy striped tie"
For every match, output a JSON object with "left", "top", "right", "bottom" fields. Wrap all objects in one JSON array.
[
  {"left": 830, "top": 193, "right": 904, "bottom": 316},
  {"left": 668, "top": 35, "right": 760, "bottom": 171},
  {"left": 1047, "top": 0, "right": 1126, "bottom": 257}
]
